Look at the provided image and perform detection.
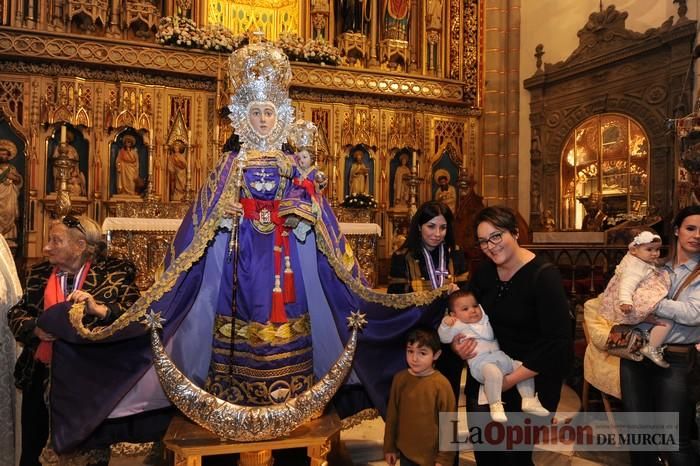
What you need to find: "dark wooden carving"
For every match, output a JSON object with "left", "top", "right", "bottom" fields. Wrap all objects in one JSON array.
[{"left": 524, "top": 5, "right": 696, "bottom": 231}]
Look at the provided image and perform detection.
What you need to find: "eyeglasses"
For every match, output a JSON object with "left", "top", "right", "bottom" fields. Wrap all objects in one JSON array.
[
  {"left": 477, "top": 231, "right": 504, "bottom": 250},
  {"left": 62, "top": 215, "right": 86, "bottom": 236}
]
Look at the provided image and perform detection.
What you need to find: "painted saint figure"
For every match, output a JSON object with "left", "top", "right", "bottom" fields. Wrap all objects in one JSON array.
[
  {"left": 433, "top": 170, "right": 456, "bottom": 214},
  {"left": 0, "top": 140, "right": 22, "bottom": 243},
  {"left": 116, "top": 134, "right": 140, "bottom": 195},
  {"left": 168, "top": 141, "right": 188, "bottom": 201},
  {"left": 349, "top": 149, "right": 369, "bottom": 195},
  {"left": 383, "top": 0, "right": 410, "bottom": 40},
  {"left": 392, "top": 152, "right": 411, "bottom": 207}
]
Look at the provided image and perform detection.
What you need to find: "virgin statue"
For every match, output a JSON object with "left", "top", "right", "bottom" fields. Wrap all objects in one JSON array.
[{"left": 39, "top": 40, "right": 449, "bottom": 455}]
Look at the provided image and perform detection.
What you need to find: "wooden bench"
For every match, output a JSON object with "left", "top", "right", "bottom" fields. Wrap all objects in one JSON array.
[{"left": 163, "top": 413, "right": 341, "bottom": 466}]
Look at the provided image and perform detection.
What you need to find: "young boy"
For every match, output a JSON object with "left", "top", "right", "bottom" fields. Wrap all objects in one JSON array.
[
  {"left": 438, "top": 289, "right": 549, "bottom": 423},
  {"left": 383, "top": 327, "right": 456, "bottom": 466}
]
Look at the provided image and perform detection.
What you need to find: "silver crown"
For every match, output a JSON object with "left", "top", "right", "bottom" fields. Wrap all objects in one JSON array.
[
  {"left": 227, "top": 40, "right": 294, "bottom": 152},
  {"left": 287, "top": 120, "right": 317, "bottom": 152}
]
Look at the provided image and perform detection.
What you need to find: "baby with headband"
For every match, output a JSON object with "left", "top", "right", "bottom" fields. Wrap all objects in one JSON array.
[{"left": 599, "top": 229, "right": 672, "bottom": 367}]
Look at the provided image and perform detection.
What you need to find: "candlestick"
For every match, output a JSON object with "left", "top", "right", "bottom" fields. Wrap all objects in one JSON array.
[{"left": 60, "top": 125, "right": 67, "bottom": 143}]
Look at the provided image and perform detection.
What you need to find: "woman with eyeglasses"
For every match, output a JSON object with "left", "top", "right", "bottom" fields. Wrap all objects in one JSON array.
[
  {"left": 387, "top": 200, "right": 469, "bottom": 402},
  {"left": 7, "top": 215, "right": 140, "bottom": 466},
  {"left": 452, "top": 206, "right": 572, "bottom": 465}
]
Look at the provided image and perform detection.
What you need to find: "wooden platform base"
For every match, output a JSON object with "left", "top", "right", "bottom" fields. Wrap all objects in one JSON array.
[{"left": 163, "top": 413, "right": 341, "bottom": 466}]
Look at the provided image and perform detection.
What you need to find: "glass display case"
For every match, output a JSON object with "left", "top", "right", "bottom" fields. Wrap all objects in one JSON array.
[{"left": 560, "top": 114, "right": 649, "bottom": 230}]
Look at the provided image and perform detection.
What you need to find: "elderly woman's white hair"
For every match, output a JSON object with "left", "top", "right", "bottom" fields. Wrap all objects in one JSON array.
[{"left": 55, "top": 215, "right": 108, "bottom": 261}]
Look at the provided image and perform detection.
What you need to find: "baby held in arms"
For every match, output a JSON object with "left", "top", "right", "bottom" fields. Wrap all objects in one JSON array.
[
  {"left": 438, "top": 289, "right": 550, "bottom": 423},
  {"left": 598, "top": 229, "right": 672, "bottom": 367}
]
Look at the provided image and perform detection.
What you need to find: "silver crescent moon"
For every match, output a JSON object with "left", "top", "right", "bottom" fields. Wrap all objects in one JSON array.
[{"left": 149, "top": 318, "right": 360, "bottom": 441}]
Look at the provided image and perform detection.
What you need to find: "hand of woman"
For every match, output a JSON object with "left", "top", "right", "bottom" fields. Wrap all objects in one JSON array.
[
  {"left": 447, "top": 283, "right": 460, "bottom": 294},
  {"left": 67, "top": 290, "right": 110, "bottom": 320},
  {"left": 451, "top": 335, "right": 478, "bottom": 360},
  {"left": 34, "top": 326, "right": 56, "bottom": 341}
]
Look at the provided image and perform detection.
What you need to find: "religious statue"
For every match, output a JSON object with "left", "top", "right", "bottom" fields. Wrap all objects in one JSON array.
[
  {"left": 40, "top": 39, "right": 454, "bottom": 456},
  {"left": 542, "top": 209, "right": 556, "bottom": 232},
  {"left": 337, "top": 0, "right": 370, "bottom": 34},
  {"left": 426, "top": 0, "right": 442, "bottom": 30},
  {"left": 383, "top": 0, "right": 410, "bottom": 40},
  {"left": 433, "top": 169, "right": 456, "bottom": 213},
  {"left": 348, "top": 148, "right": 369, "bottom": 194},
  {"left": 51, "top": 129, "right": 80, "bottom": 193},
  {"left": 392, "top": 152, "right": 410, "bottom": 207},
  {"left": 67, "top": 165, "right": 86, "bottom": 197},
  {"left": 0, "top": 140, "right": 22, "bottom": 243},
  {"left": 581, "top": 193, "right": 607, "bottom": 231},
  {"left": 116, "top": 134, "right": 140, "bottom": 195},
  {"left": 168, "top": 140, "right": 187, "bottom": 201}
]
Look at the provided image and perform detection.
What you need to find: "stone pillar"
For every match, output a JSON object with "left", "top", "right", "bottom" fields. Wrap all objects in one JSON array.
[{"left": 480, "top": 0, "right": 521, "bottom": 208}]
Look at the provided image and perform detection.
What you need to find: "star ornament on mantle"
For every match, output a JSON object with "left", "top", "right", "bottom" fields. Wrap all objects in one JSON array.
[
  {"left": 144, "top": 311, "right": 166, "bottom": 330},
  {"left": 347, "top": 311, "right": 367, "bottom": 331}
]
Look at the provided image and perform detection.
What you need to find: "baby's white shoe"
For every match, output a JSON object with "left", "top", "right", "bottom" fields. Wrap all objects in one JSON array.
[
  {"left": 639, "top": 345, "right": 670, "bottom": 369},
  {"left": 489, "top": 401, "right": 507, "bottom": 423},
  {"left": 521, "top": 394, "right": 550, "bottom": 417}
]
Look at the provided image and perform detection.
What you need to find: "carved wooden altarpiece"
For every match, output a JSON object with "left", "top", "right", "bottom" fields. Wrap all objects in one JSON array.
[{"left": 524, "top": 5, "right": 696, "bottom": 231}]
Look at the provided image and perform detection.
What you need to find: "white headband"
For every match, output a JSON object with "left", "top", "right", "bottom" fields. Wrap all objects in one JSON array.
[{"left": 629, "top": 231, "right": 661, "bottom": 247}]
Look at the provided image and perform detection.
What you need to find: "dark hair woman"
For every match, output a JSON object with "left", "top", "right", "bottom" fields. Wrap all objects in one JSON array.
[
  {"left": 621, "top": 205, "right": 700, "bottom": 465},
  {"left": 387, "top": 200, "right": 469, "bottom": 403},
  {"left": 453, "top": 205, "right": 573, "bottom": 465}
]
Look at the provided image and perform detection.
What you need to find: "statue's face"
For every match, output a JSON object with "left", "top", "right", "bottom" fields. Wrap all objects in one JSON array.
[
  {"left": 172, "top": 143, "right": 186, "bottom": 156},
  {"left": 296, "top": 150, "right": 312, "bottom": 169},
  {"left": 353, "top": 151, "right": 363, "bottom": 162},
  {"left": 248, "top": 102, "right": 277, "bottom": 136}
]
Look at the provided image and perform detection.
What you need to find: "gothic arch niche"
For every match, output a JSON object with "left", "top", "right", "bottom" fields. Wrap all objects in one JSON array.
[
  {"left": 524, "top": 4, "right": 696, "bottom": 232},
  {"left": 560, "top": 114, "right": 650, "bottom": 230}
]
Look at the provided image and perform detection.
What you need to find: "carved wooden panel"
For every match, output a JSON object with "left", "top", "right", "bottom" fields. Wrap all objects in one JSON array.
[{"left": 524, "top": 6, "right": 696, "bottom": 231}]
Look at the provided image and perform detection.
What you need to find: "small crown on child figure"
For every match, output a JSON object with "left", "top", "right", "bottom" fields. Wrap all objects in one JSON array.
[{"left": 288, "top": 119, "right": 317, "bottom": 152}]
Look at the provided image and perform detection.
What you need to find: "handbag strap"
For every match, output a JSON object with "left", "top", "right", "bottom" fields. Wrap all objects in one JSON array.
[{"left": 672, "top": 263, "right": 700, "bottom": 300}]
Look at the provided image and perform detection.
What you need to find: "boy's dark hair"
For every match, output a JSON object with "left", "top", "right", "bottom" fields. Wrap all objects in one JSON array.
[
  {"left": 406, "top": 326, "right": 441, "bottom": 353},
  {"left": 447, "top": 289, "right": 476, "bottom": 313}
]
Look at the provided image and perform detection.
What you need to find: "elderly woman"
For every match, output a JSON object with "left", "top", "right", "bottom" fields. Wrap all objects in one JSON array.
[
  {"left": 621, "top": 205, "right": 700, "bottom": 466},
  {"left": 8, "top": 215, "right": 139, "bottom": 466},
  {"left": 453, "top": 206, "right": 573, "bottom": 465}
]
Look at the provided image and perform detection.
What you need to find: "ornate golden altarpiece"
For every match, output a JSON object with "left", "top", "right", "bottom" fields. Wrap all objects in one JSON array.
[
  {"left": 0, "top": 0, "right": 482, "bottom": 282},
  {"left": 523, "top": 5, "right": 696, "bottom": 233}
]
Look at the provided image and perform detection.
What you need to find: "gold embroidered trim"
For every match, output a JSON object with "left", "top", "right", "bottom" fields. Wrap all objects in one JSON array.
[
  {"left": 315, "top": 230, "right": 447, "bottom": 307},
  {"left": 212, "top": 346, "right": 312, "bottom": 362},
  {"left": 340, "top": 408, "right": 380, "bottom": 430},
  {"left": 213, "top": 314, "right": 311, "bottom": 346},
  {"left": 213, "top": 359, "right": 313, "bottom": 379}
]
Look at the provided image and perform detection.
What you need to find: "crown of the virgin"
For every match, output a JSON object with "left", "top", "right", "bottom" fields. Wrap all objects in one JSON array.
[
  {"left": 228, "top": 41, "right": 292, "bottom": 105},
  {"left": 288, "top": 120, "right": 317, "bottom": 151}
]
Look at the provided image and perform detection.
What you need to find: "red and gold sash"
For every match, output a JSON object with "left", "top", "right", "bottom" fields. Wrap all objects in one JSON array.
[{"left": 35, "top": 262, "right": 90, "bottom": 364}]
